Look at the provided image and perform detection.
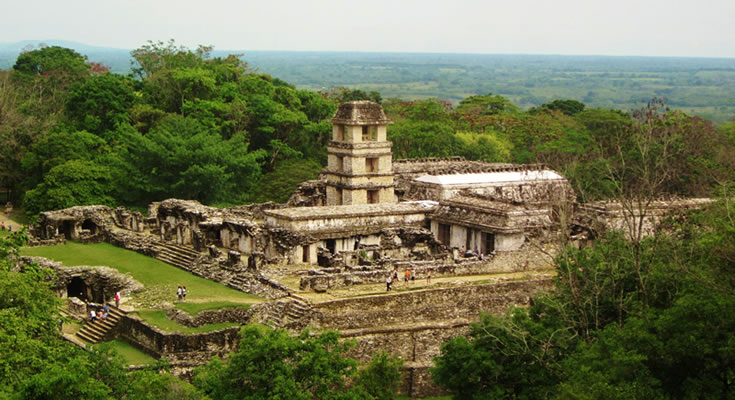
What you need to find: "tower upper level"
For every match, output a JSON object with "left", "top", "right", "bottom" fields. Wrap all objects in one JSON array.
[
  {"left": 329, "top": 100, "right": 392, "bottom": 143},
  {"left": 325, "top": 101, "right": 396, "bottom": 206}
]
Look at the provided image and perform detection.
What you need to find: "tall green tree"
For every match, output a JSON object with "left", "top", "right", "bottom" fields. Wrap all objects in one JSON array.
[{"left": 193, "top": 326, "right": 388, "bottom": 400}]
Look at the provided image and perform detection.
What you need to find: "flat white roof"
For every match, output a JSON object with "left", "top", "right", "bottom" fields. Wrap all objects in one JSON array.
[{"left": 415, "top": 170, "right": 565, "bottom": 186}]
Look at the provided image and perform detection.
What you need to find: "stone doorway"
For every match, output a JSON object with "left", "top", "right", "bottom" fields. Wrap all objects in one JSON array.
[{"left": 67, "top": 276, "right": 88, "bottom": 301}]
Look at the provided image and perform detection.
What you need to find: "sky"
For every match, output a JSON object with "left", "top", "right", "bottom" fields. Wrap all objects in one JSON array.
[{"left": 2, "top": 0, "right": 734, "bottom": 58}]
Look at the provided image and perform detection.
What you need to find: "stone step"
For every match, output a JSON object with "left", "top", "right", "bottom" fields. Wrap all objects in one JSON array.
[
  {"left": 156, "top": 242, "right": 201, "bottom": 258},
  {"left": 76, "top": 331, "right": 100, "bottom": 343},
  {"left": 155, "top": 249, "right": 195, "bottom": 263}
]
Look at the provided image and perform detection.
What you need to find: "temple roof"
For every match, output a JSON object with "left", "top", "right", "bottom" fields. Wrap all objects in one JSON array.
[
  {"left": 330, "top": 101, "right": 392, "bottom": 125},
  {"left": 415, "top": 170, "right": 565, "bottom": 186}
]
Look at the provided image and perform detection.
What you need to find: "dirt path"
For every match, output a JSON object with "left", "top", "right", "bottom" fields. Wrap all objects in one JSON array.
[{"left": 0, "top": 212, "right": 23, "bottom": 231}]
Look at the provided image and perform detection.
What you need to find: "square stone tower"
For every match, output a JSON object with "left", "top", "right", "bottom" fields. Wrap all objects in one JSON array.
[{"left": 325, "top": 101, "right": 396, "bottom": 205}]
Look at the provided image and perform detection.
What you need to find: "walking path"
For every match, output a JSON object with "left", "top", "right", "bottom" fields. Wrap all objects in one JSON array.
[{"left": 0, "top": 211, "right": 23, "bottom": 232}]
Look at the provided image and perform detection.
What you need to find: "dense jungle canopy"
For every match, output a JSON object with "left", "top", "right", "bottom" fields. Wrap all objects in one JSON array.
[{"left": 2, "top": 41, "right": 734, "bottom": 216}]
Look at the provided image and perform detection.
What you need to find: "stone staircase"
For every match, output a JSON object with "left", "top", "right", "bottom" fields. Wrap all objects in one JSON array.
[
  {"left": 262, "top": 297, "right": 312, "bottom": 328},
  {"left": 76, "top": 304, "right": 127, "bottom": 344},
  {"left": 151, "top": 241, "right": 201, "bottom": 272}
]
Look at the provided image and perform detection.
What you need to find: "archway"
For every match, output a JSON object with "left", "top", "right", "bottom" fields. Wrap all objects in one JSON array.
[{"left": 81, "top": 219, "right": 98, "bottom": 234}]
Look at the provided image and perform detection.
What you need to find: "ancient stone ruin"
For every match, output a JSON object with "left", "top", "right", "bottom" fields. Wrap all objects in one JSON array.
[{"left": 27, "top": 100, "right": 712, "bottom": 397}]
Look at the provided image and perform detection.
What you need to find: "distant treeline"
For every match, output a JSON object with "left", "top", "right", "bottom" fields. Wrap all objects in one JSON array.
[{"left": 2, "top": 41, "right": 734, "bottom": 122}]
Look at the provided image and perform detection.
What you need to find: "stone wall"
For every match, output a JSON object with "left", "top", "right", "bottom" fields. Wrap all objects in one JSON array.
[
  {"left": 165, "top": 307, "right": 253, "bottom": 328},
  {"left": 118, "top": 315, "right": 241, "bottom": 374},
  {"left": 20, "top": 256, "right": 145, "bottom": 303},
  {"left": 300, "top": 246, "right": 554, "bottom": 292},
  {"left": 305, "top": 278, "right": 551, "bottom": 331},
  {"left": 301, "top": 278, "right": 552, "bottom": 397}
]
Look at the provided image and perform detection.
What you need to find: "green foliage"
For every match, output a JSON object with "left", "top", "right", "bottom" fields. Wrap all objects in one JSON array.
[
  {"left": 23, "top": 159, "right": 114, "bottom": 214},
  {"left": 455, "top": 93, "right": 518, "bottom": 115},
  {"left": 193, "top": 326, "right": 376, "bottom": 400},
  {"left": 355, "top": 351, "right": 403, "bottom": 400},
  {"left": 65, "top": 73, "right": 137, "bottom": 134},
  {"left": 431, "top": 307, "right": 570, "bottom": 399},
  {"left": 1, "top": 232, "right": 207, "bottom": 399},
  {"left": 433, "top": 199, "right": 735, "bottom": 399},
  {"left": 454, "top": 130, "right": 512, "bottom": 162},
  {"left": 250, "top": 158, "right": 323, "bottom": 204},
  {"left": 536, "top": 99, "right": 586, "bottom": 116}
]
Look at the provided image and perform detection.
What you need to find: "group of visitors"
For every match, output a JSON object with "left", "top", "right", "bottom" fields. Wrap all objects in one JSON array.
[
  {"left": 90, "top": 305, "right": 110, "bottom": 321},
  {"left": 177, "top": 285, "right": 187, "bottom": 301},
  {"left": 1, "top": 222, "right": 11, "bottom": 232},
  {"left": 386, "top": 266, "right": 432, "bottom": 291}
]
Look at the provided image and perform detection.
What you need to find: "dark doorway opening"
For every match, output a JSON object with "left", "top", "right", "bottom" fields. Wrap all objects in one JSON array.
[
  {"left": 438, "top": 223, "right": 451, "bottom": 246},
  {"left": 62, "top": 221, "right": 74, "bottom": 240},
  {"left": 67, "top": 277, "right": 87, "bottom": 301},
  {"left": 326, "top": 239, "right": 336, "bottom": 254},
  {"left": 81, "top": 219, "right": 97, "bottom": 234},
  {"left": 482, "top": 232, "right": 495, "bottom": 254}
]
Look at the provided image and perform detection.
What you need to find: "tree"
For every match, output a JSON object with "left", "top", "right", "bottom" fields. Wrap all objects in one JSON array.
[
  {"left": 66, "top": 73, "right": 137, "bottom": 135},
  {"left": 536, "top": 99, "right": 586, "bottom": 116},
  {"left": 355, "top": 351, "right": 403, "bottom": 400},
  {"left": 12, "top": 46, "right": 90, "bottom": 114},
  {"left": 431, "top": 307, "right": 570, "bottom": 399},
  {"left": 193, "top": 326, "right": 376, "bottom": 400},
  {"left": 23, "top": 159, "right": 115, "bottom": 214},
  {"left": 454, "top": 93, "right": 518, "bottom": 116}
]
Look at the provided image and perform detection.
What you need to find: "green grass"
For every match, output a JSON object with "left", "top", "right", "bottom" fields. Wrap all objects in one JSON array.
[
  {"left": 21, "top": 241, "right": 262, "bottom": 305},
  {"left": 397, "top": 396, "right": 450, "bottom": 400},
  {"left": 175, "top": 301, "right": 250, "bottom": 316},
  {"left": 22, "top": 241, "right": 262, "bottom": 332},
  {"left": 133, "top": 310, "right": 240, "bottom": 333},
  {"left": 94, "top": 339, "right": 157, "bottom": 365}
]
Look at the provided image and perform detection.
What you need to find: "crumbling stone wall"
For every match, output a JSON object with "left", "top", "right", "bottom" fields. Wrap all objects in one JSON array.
[
  {"left": 301, "top": 279, "right": 552, "bottom": 397},
  {"left": 304, "top": 278, "right": 552, "bottom": 331},
  {"left": 118, "top": 315, "right": 240, "bottom": 375},
  {"left": 20, "top": 256, "right": 144, "bottom": 303},
  {"left": 165, "top": 307, "right": 253, "bottom": 328},
  {"left": 287, "top": 179, "right": 327, "bottom": 207}
]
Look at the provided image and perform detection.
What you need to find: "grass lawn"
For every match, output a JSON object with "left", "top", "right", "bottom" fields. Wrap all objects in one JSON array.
[
  {"left": 132, "top": 310, "right": 240, "bottom": 334},
  {"left": 22, "top": 241, "right": 262, "bottom": 332},
  {"left": 22, "top": 241, "right": 262, "bottom": 306},
  {"left": 94, "top": 339, "right": 157, "bottom": 365}
]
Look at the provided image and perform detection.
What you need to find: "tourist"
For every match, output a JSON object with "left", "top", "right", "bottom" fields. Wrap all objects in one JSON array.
[
  {"left": 90, "top": 309, "right": 97, "bottom": 322},
  {"left": 99, "top": 308, "right": 106, "bottom": 320},
  {"left": 1, "top": 222, "right": 5, "bottom": 231},
  {"left": 386, "top": 274, "right": 393, "bottom": 291},
  {"left": 182, "top": 286, "right": 187, "bottom": 301},
  {"left": 404, "top": 268, "right": 410, "bottom": 286},
  {"left": 392, "top": 267, "right": 398, "bottom": 283},
  {"left": 409, "top": 266, "right": 415, "bottom": 283},
  {"left": 177, "top": 286, "right": 183, "bottom": 301},
  {"left": 426, "top": 268, "right": 432, "bottom": 285},
  {"left": 114, "top": 291, "right": 121, "bottom": 308}
]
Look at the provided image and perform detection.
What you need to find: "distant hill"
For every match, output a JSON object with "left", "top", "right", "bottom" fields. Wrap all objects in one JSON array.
[{"left": 2, "top": 40, "right": 734, "bottom": 122}]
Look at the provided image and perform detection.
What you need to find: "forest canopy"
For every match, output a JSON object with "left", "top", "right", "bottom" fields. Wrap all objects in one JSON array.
[{"left": 1, "top": 41, "right": 733, "bottom": 217}]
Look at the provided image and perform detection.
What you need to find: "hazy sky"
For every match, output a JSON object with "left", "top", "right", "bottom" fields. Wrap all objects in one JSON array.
[{"left": 2, "top": 0, "right": 734, "bottom": 57}]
